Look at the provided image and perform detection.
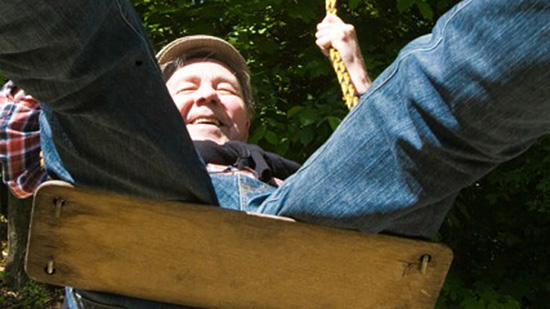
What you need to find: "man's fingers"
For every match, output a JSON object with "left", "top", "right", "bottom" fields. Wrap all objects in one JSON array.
[
  {"left": 315, "top": 37, "right": 332, "bottom": 57},
  {"left": 317, "top": 13, "right": 344, "bottom": 30},
  {"left": 315, "top": 28, "right": 335, "bottom": 39},
  {"left": 316, "top": 22, "right": 333, "bottom": 31},
  {"left": 316, "top": 36, "right": 332, "bottom": 48},
  {"left": 316, "top": 14, "right": 352, "bottom": 57}
]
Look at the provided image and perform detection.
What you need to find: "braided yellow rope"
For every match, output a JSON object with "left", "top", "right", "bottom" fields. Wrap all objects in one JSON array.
[{"left": 326, "top": 0, "right": 359, "bottom": 109}]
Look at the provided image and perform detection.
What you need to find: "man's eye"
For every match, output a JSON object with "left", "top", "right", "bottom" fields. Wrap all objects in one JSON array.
[
  {"left": 217, "top": 83, "right": 238, "bottom": 95},
  {"left": 217, "top": 88, "right": 236, "bottom": 94},
  {"left": 176, "top": 87, "right": 197, "bottom": 94}
]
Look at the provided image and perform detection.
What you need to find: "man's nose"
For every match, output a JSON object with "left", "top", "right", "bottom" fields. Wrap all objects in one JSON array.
[{"left": 194, "top": 85, "right": 219, "bottom": 105}]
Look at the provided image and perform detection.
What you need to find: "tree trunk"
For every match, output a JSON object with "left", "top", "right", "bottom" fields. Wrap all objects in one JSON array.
[{"left": 4, "top": 193, "right": 33, "bottom": 290}]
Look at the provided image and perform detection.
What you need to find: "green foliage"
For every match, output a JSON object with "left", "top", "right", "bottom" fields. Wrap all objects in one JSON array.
[
  {"left": 398, "top": 0, "right": 434, "bottom": 20},
  {"left": 436, "top": 136, "right": 550, "bottom": 308}
]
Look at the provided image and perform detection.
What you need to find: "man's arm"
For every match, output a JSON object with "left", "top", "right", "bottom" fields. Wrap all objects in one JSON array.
[
  {"left": 315, "top": 14, "right": 372, "bottom": 95},
  {"left": 0, "top": 81, "right": 46, "bottom": 198}
]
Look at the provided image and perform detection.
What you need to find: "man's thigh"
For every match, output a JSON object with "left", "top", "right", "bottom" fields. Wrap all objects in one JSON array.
[
  {"left": 0, "top": 0, "right": 218, "bottom": 204},
  {"left": 259, "top": 0, "right": 550, "bottom": 238}
]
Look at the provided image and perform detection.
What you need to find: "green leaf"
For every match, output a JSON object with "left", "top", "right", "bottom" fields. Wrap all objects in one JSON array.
[
  {"left": 415, "top": 0, "right": 434, "bottom": 20},
  {"left": 396, "top": 0, "right": 415, "bottom": 13},
  {"left": 287, "top": 106, "right": 304, "bottom": 118},
  {"left": 265, "top": 130, "right": 280, "bottom": 145},
  {"left": 300, "top": 109, "right": 319, "bottom": 127},
  {"left": 248, "top": 124, "right": 266, "bottom": 145},
  {"left": 349, "top": 0, "right": 361, "bottom": 10},
  {"left": 288, "top": 1, "right": 317, "bottom": 22},
  {"left": 299, "top": 127, "right": 314, "bottom": 145},
  {"left": 326, "top": 116, "right": 342, "bottom": 131},
  {"left": 276, "top": 138, "right": 290, "bottom": 155}
]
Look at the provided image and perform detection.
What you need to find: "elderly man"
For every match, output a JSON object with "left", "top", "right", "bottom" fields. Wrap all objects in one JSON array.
[
  {"left": 1, "top": 0, "right": 549, "bottom": 308},
  {"left": 0, "top": 12, "right": 369, "bottom": 308},
  {"left": 1, "top": 15, "right": 368, "bottom": 203}
]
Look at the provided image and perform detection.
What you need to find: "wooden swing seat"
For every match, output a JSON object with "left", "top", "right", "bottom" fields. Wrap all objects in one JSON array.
[{"left": 26, "top": 180, "right": 453, "bottom": 308}]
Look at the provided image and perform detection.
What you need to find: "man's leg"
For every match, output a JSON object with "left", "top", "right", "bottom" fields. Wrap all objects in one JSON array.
[
  {"left": 260, "top": 0, "right": 550, "bottom": 239},
  {"left": 0, "top": 1, "right": 218, "bottom": 307},
  {"left": 0, "top": 0, "right": 218, "bottom": 204}
]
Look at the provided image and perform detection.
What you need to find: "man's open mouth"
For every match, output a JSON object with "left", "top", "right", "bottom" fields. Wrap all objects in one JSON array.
[{"left": 188, "top": 117, "right": 221, "bottom": 127}]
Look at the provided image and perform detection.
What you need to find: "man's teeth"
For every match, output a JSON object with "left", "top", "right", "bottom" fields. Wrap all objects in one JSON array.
[{"left": 191, "top": 118, "right": 221, "bottom": 126}]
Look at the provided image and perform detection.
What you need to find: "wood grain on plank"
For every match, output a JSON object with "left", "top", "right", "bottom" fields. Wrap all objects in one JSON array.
[{"left": 26, "top": 181, "right": 452, "bottom": 308}]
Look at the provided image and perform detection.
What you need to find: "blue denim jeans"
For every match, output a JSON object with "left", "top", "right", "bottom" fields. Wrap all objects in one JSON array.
[
  {"left": 1, "top": 0, "right": 219, "bottom": 206},
  {"left": 260, "top": 0, "right": 550, "bottom": 237},
  {"left": 1, "top": 0, "right": 549, "bottom": 308}
]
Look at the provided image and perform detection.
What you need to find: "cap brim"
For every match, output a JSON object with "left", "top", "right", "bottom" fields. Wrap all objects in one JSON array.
[{"left": 156, "top": 35, "right": 249, "bottom": 77}]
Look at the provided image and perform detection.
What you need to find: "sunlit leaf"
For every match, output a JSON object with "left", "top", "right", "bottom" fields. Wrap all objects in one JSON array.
[
  {"left": 415, "top": 0, "right": 434, "bottom": 20},
  {"left": 287, "top": 106, "right": 304, "bottom": 118}
]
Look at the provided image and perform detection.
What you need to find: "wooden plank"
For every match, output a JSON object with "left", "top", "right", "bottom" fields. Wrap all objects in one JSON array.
[{"left": 26, "top": 181, "right": 453, "bottom": 308}]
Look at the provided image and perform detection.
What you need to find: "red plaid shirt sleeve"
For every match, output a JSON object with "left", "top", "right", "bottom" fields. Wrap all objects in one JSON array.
[{"left": 0, "top": 81, "right": 47, "bottom": 198}]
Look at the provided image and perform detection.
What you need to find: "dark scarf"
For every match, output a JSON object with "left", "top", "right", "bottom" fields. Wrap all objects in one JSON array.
[{"left": 193, "top": 140, "right": 300, "bottom": 184}]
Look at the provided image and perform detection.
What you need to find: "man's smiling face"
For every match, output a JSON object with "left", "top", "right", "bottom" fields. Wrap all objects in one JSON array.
[{"left": 166, "top": 59, "right": 250, "bottom": 144}]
